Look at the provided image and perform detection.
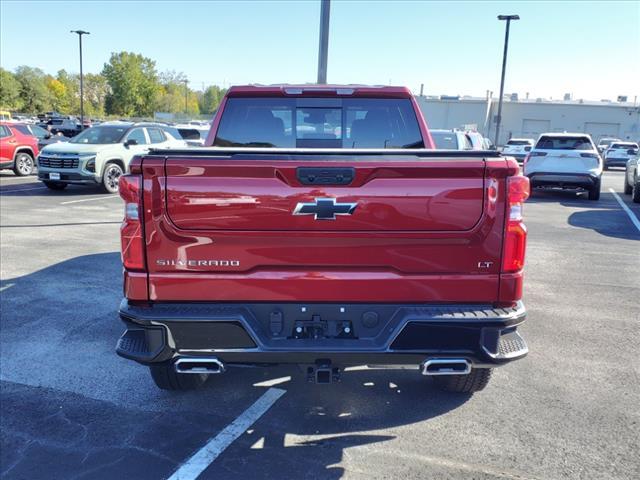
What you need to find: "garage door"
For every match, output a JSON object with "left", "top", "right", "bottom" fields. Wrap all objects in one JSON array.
[
  {"left": 522, "top": 119, "right": 551, "bottom": 138},
  {"left": 584, "top": 122, "right": 620, "bottom": 142}
]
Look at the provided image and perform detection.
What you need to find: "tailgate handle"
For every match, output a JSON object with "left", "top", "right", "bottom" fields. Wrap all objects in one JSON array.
[{"left": 297, "top": 167, "right": 355, "bottom": 186}]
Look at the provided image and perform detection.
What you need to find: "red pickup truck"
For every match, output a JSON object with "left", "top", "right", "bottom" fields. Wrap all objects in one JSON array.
[{"left": 116, "top": 85, "right": 529, "bottom": 394}]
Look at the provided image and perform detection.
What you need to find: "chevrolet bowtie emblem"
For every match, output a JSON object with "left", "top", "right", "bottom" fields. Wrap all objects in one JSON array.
[{"left": 293, "top": 198, "right": 357, "bottom": 220}]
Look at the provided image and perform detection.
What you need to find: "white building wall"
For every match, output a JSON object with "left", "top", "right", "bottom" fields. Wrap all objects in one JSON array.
[{"left": 416, "top": 96, "right": 640, "bottom": 146}]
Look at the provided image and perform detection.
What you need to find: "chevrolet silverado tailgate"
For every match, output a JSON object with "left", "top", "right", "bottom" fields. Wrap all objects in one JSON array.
[{"left": 142, "top": 149, "right": 508, "bottom": 303}]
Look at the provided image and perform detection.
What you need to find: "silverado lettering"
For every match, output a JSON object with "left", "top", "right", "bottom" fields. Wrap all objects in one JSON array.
[
  {"left": 155, "top": 259, "right": 241, "bottom": 267},
  {"left": 116, "top": 84, "right": 530, "bottom": 394}
]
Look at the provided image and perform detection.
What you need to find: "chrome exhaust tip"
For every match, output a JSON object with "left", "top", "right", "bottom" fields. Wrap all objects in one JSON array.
[
  {"left": 421, "top": 358, "right": 471, "bottom": 376},
  {"left": 174, "top": 357, "right": 226, "bottom": 374}
]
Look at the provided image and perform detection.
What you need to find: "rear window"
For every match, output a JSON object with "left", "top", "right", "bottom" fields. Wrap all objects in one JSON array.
[
  {"left": 431, "top": 131, "right": 459, "bottom": 149},
  {"left": 178, "top": 128, "right": 201, "bottom": 140},
  {"left": 214, "top": 97, "right": 424, "bottom": 148},
  {"left": 506, "top": 140, "right": 531, "bottom": 146},
  {"left": 610, "top": 143, "right": 637, "bottom": 149},
  {"left": 535, "top": 136, "right": 593, "bottom": 151},
  {"left": 13, "top": 125, "right": 31, "bottom": 136}
]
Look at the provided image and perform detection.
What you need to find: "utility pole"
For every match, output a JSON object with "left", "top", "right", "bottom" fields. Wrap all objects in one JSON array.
[
  {"left": 494, "top": 15, "right": 519, "bottom": 147},
  {"left": 70, "top": 30, "right": 90, "bottom": 129},
  {"left": 317, "top": 0, "right": 330, "bottom": 84},
  {"left": 182, "top": 79, "right": 189, "bottom": 114}
]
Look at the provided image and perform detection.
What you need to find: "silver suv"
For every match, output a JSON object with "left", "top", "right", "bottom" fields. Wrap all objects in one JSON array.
[{"left": 524, "top": 133, "right": 602, "bottom": 201}]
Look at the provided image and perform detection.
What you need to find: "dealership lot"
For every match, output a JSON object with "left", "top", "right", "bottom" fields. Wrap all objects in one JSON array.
[{"left": 1, "top": 171, "right": 638, "bottom": 479}]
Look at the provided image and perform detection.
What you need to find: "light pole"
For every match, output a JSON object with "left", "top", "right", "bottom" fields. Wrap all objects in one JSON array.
[
  {"left": 317, "top": 0, "right": 330, "bottom": 83},
  {"left": 494, "top": 15, "right": 519, "bottom": 147},
  {"left": 70, "top": 30, "right": 90, "bottom": 129}
]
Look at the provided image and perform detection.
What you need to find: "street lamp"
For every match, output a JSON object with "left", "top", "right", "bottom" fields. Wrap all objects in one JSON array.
[
  {"left": 70, "top": 30, "right": 90, "bottom": 130},
  {"left": 494, "top": 15, "right": 519, "bottom": 147}
]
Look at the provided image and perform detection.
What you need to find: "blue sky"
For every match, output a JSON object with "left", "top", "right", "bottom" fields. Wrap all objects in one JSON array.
[{"left": 1, "top": 0, "right": 639, "bottom": 100}]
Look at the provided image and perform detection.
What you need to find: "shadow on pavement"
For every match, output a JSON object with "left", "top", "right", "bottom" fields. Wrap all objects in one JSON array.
[{"left": 1, "top": 252, "right": 473, "bottom": 480}]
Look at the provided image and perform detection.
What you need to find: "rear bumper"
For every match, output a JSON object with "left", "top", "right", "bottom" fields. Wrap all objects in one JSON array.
[
  {"left": 604, "top": 158, "right": 629, "bottom": 167},
  {"left": 527, "top": 172, "right": 599, "bottom": 190},
  {"left": 116, "top": 300, "right": 527, "bottom": 368}
]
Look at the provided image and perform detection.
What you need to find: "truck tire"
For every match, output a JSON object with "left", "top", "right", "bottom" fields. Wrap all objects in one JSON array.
[
  {"left": 149, "top": 363, "right": 209, "bottom": 391},
  {"left": 588, "top": 179, "right": 601, "bottom": 201},
  {"left": 432, "top": 368, "right": 492, "bottom": 393},
  {"left": 13, "top": 152, "right": 34, "bottom": 176},
  {"left": 632, "top": 182, "right": 640, "bottom": 203},
  {"left": 624, "top": 176, "right": 632, "bottom": 194},
  {"left": 43, "top": 181, "right": 68, "bottom": 190},
  {"left": 101, "top": 162, "right": 123, "bottom": 194}
]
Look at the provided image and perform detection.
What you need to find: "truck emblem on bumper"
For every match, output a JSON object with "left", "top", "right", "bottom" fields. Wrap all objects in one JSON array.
[{"left": 293, "top": 198, "right": 357, "bottom": 220}]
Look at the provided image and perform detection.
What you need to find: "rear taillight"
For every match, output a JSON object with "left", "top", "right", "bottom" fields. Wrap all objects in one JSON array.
[
  {"left": 523, "top": 151, "right": 546, "bottom": 165},
  {"left": 502, "top": 175, "right": 530, "bottom": 273},
  {"left": 119, "top": 174, "right": 145, "bottom": 271}
]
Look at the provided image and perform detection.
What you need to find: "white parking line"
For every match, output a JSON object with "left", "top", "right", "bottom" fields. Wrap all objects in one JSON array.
[
  {"left": 60, "top": 196, "right": 121, "bottom": 205},
  {"left": 167, "top": 387, "right": 286, "bottom": 480},
  {"left": 609, "top": 188, "right": 640, "bottom": 233}
]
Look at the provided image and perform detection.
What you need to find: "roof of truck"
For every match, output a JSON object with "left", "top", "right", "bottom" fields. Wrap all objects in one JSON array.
[{"left": 226, "top": 84, "right": 413, "bottom": 98}]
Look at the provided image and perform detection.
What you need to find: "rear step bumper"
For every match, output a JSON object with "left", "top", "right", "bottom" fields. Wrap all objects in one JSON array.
[{"left": 116, "top": 300, "right": 527, "bottom": 368}]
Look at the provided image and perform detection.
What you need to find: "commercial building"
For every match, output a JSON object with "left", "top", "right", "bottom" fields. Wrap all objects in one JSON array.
[{"left": 416, "top": 95, "right": 640, "bottom": 146}]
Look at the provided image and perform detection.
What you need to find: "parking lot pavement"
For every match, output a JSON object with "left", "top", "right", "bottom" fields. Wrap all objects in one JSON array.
[{"left": 1, "top": 170, "right": 638, "bottom": 480}]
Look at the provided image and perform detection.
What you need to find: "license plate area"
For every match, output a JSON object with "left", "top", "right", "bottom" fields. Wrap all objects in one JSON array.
[{"left": 49, "top": 172, "right": 61, "bottom": 180}]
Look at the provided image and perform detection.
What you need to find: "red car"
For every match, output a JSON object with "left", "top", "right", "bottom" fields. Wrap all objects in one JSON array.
[
  {"left": 116, "top": 85, "right": 530, "bottom": 394},
  {"left": 0, "top": 122, "right": 39, "bottom": 176}
]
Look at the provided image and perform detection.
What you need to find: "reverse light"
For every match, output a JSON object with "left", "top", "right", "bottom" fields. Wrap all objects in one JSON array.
[
  {"left": 502, "top": 175, "right": 530, "bottom": 273},
  {"left": 119, "top": 174, "right": 145, "bottom": 271}
]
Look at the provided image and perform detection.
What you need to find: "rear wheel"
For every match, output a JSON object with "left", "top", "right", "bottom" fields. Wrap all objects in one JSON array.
[
  {"left": 588, "top": 178, "right": 601, "bottom": 201},
  {"left": 632, "top": 181, "right": 640, "bottom": 203},
  {"left": 149, "top": 363, "right": 209, "bottom": 391},
  {"left": 101, "top": 162, "right": 123, "bottom": 194},
  {"left": 43, "top": 181, "right": 67, "bottom": 190},
  {"left": 13, "top": 152, "right": 34, "bottom": 176},
  {"left": 432, "top": 368, "right": 493, "bottom": 393}
]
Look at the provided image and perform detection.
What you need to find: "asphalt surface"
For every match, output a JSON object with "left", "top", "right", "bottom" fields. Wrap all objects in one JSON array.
[{"left": 1, "top": 170, "right": 639, "bottom": 480}]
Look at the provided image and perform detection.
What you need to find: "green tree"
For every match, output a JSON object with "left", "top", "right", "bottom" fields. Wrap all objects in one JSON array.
[
  {"left": 83, "top": 73, "right": 109, "bottom": 117},
  {"left": 0, "top": 68, "right": 23, "bottom": 111},
  {"left": 199, "top": 85, "right": 226, "bottom": 114},
  {"left": 102, "top": 52, "right": 160, "bottom": 117},
  {"left": 14, "top": 66, "right": 52, "bottom": 113},
  {"left": 46, "top": 77, "right": 68, "bottom": 112},
  {"left": 56, "top": 69, "right": 79, "bottom": 115}
]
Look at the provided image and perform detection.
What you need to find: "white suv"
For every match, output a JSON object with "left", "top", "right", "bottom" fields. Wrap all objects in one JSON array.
[
  {"left": 603, "top": 141, "right": 639, "bottom": 170},
  {"left": 502, "top": 138, "right": 534, "bottom": 163},
  {"left": 37, "top": 122, "right": 187, "bottom": 193},
  {"left": 524, "top": 133, "right": 602, "bottom": 201}
]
